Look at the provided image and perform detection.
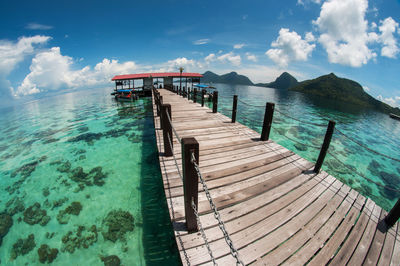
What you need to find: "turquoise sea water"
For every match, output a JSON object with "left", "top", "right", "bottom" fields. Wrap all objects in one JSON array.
[
  {"left": 0, "top": 88, "right": 180, "bottom": 265},
  {"left": 1, "top": 84, "right": 400, "bottom": 265}
]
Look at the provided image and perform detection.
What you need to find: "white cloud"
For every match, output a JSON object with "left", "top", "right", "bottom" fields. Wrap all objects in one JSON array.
[
  {"left": 363, "top": 86, "right": 371, "bottom": 92},
  {"left": 205, "top": 53, "right": 216, "bottom": 64},
  {"left": 297, "top": 0, "right": 321, "bottom": 6},
  {"left": 193, "top": 39, "right": 210, "bottom": 45},
  {"left": 0, "top": 35, "right": 51, "bottom": 99},
  {"left": 313, "top": 0, "right": 377, "bottom": 67},
  {"left": 246, "top": 53, "right": 257, "bottom": 62},
  {"left": 378, "top": 17, "right": 399, "bottom": 58},
  {"left": 233, "top": 43, "right": 245, "bottom": 49},
  {"left": 266, "top": 28, "right": 315, "bottom": 67},
  {"left": 0, "top": 35, "right": 51, "bottom": 76},
  {"left": 26, "top": 23, "right": 53, "bottom": 30},
  {"left": 377, "top": 95, "right": 400, "bottom": 107},
  {"left": 217, "top": 52, "right": 241, "bottom": 66},
  {"left": 13, "top": 47, "right": 138, "bottom": 96}
]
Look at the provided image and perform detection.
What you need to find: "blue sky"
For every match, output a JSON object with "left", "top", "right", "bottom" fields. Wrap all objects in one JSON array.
[{"left": 1, "top": 0, "right": 400, "bottom": 106}]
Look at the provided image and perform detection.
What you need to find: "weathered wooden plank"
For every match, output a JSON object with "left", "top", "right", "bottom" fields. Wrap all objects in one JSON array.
[
  {"left": 329, "top": 197, "right": 375, "bottom": 265},
  {"left": 390, "top": 222, "right": 400, "bottom": 266},
  {"left": 255, "top": 179, "right": 350, "bottom": 265},
  {"left": 364, "top": 209, "right": 387, "bottom": 265},
  {"left": 283, "top": 189, "right": 358, "bottom": 265}
]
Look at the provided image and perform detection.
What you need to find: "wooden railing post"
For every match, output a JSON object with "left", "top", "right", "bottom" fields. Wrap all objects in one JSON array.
[
  {"left": 212, "top": 91, "right": 218, "bottom": 113},
  {"left": 193, "top": 88, "right": 197, "bottom": 103},
  {"left": 161, "top": 104, "right": 173, "bottom": 157},
  {"left": 182, "top": 137, "right": 199, "bottom": 232},
  {"left": 385, "top": 198, "right": 400, "bottom": 228},
  {"left": 232, "top": 95, "right": 238, "bottom": 123},
  {"left": 157, "top": 95, "right": 163, "bottom": 117},
  {"left": 201, "top": 90, "right": 205, "bottom": 107},
  {"left": 261, "top": 102, "right": 275, "bottom": 141},
  {"left": 314, "top": 121, "right": 335, "bottom": 173}
]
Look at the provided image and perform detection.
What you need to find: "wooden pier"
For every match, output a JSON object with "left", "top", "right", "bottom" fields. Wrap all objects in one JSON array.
[{"left": 152, "top": 88, "right": 400, "bottom": 265}]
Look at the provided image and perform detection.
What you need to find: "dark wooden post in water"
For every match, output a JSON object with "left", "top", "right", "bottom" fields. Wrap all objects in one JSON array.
[
  {"left": 385, "top": 198, "right": 400, "bottom": 228},
  {"left": 182, "top": 137, "right": 199, "bottom": 232},
  {"left": 161, "top": 104, "right": 173, "bottom": 157},
  {"left": 232, "top": 95, "right": 238, "bottom": 123},
  {"left": 201, "top": 90, "right": 205, "bottom": 107},
  {"left": 212, "top": 91, "right": 218, "bottom": 113},
  {"left": 314, "top": 121, "right": 335, "bottom": 173},
  {"left": 261, "top": 102, "right": 275, "bottom": 141},
  {"left": 193, "top": 88, "right": 197, "bottom": 103}
]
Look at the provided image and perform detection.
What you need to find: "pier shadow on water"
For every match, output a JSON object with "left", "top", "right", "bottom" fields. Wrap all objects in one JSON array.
[{"left": 139, "top": 99, "right": 181, "bottom": 266}]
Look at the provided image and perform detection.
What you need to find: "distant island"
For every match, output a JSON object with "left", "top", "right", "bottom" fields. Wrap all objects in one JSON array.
[
  {"left": 202, "top": 71, "right": 253, "bottom": 85},
  {"left": 255, "top": 72, "right": 299, "bottom": 90},
  {"left": 289, "top": 73, "right": 400, "bottom": 115},
  {"left": 201, "top": 70, "right": 400, "bottom": 116}
]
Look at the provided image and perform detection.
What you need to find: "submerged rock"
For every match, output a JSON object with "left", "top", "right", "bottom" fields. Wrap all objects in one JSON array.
[
  {"left": 38, "top": 244, "right": 59, "bottom": 263},
  {"left": 5, "top": 197, "right": 25, "bottom": 216},
  {"left": 57, "top": 161, "right": 71, "bottom": 173},
  {"left": 52, "top": 197, "right": 68, "bottom": 209},
  {"left": 23, "top": 203, "right": 50, "bottom": 226},
  {"left": 68, "top": 132, "right": 103, "bottom": 144},
  {"left": 11, "top": 234, "right": 36, "bottom": 260},
  {"left": 101, "top": 255, "right": 121, "bottom": 266},
  {"left": 57, "top": 202, "right": 83, "bottom": 224},
  {"left": 68, "top": 166, "right": 107, "bottom": 188},
  {"left": 61, "top": 225, "right": 98, "bottom": 253},
  {"left": 10, "top": 161, "right": 39, "bottom": 179},
  {"left": 102, "top": 210, "right": 134, "bottom": 242},
  {"left": 0, "top": 213, "right": 13, "bottom": 246}
]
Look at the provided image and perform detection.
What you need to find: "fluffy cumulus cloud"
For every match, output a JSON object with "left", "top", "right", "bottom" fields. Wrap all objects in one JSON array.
[
  {"left": 297, "top": 0, "right": 321, "bottom": 6},
  {"left": 266, "top": 28, "right": 315, "bottom": 67},
  {"left": 13, "top": 47, "right": 138, "bottom": 96},
  {"left": 205, "top": 53, "right": 216, "bottom": 64},
  {"left": 0, "top": 35, "right": 51, "bottom": 99},
  {"left": 378, "top": 17, "right": 399, "bottom": 58},
  {"left": 313, "top": 0, "right": 376, "bottom": 67},
  {"left": 217, "top": 52, "right": 241, "bottom": 66}
]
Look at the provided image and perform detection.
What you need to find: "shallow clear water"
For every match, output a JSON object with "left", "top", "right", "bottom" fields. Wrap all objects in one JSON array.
[
  {"left": 0, "top": 88, "right": 180, "bottom": 265},
  {"left": 206, "top": 83, "right": 400, "bottom": 212}
]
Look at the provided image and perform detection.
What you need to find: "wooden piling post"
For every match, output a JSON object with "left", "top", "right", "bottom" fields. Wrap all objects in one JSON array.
[
  {"left": 232, "top": 95, "right": 238, "bottom": 123},
  {"left": 182, "top": 137, "right": 199, "bottom": 232},
  {"left": 201, "top": 90, "right": 205, "bottom": 107},
  {"left": 261, "top": 102, "right": 275, "bottom": 141},
  {"left": 212, "top": 91, "right": 218, "bottom": 113},
  {"left": 314, "top": 121, "right": 335, "bottom": 173},
  {"left": 385, "top": 198, "right": 400, "bottom": 228},
  {"left": 193, "top": 88, "right": 197, "bottom": 103},
  {"left": 161, "top": 104, "right": 173, "bottom": 157}
]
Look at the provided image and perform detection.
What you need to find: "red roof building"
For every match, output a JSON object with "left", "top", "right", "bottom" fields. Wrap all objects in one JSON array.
[{"left": 111, "top": 72, "right": 203, "bottom": 81}]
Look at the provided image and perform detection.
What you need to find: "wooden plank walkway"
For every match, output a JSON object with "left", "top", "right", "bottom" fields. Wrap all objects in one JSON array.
[{"left": 152, "top": 89, "right": 400, "bottom": 265}]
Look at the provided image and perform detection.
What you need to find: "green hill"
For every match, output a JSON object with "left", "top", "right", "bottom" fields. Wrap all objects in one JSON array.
[
  {"left": 202, "top": 71, "right": 253, "bottom": 85},
  {"left": 290, "top": 73, "right": 400, "bottom": 115},
  {"left": 256, "top": 72, "right": 298, "bottom": 90}
]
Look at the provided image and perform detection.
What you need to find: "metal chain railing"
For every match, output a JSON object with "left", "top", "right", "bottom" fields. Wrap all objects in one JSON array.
[
  {"left": 335, "top": 128, "right": 400, "bottom": 163},
  {"left": 190, "top": 152, "right": 245, "bottom": 266},
  {"left": 165, "top": 111, "right": 182, "bottom": 144},
  {"left": 191, "top": 199, "right": 218, "bottom": 266},
  {"left": 274, "top": 108, "right": 326, "bottom": 127},
  {"left": 326, "top": 150, "right": 400, "bottom": 192}
]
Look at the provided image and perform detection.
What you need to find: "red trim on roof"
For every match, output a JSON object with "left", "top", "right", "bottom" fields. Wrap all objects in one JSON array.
[{"left": 111, "top": 72, "right": 203, "bottom": 81}]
